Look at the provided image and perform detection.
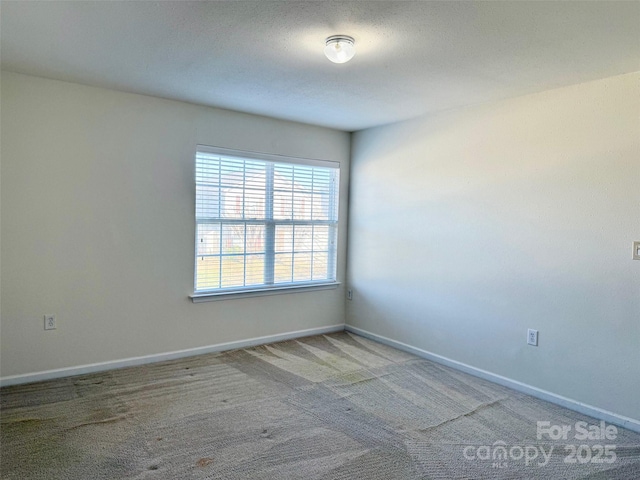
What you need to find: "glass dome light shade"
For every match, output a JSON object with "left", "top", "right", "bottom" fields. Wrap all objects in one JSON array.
[{"left": 324, "top": 35, "right": 356, "bottom": 64}]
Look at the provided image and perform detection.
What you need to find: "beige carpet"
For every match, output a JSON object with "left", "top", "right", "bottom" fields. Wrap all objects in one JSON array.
[{"left": 1, "top": 332, "right": 639, "bottom": 479}]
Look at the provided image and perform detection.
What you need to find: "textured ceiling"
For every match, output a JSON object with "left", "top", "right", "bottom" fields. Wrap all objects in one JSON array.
[{"left": 1, "top": 1, "right": 638, "bottom": 131}]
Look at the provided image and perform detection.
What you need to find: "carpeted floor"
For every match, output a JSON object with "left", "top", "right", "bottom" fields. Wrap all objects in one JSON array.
[{"left": 1, "top": 332, "right": 639, "bottom": 479}]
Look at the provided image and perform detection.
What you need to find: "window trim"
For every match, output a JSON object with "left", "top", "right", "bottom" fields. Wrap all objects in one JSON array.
[
  {"left": 190, "top": 281, "right": 341, "bottom": 303},
  {"left": 192, "top": 145, "right": 340, "bottom": 299}
]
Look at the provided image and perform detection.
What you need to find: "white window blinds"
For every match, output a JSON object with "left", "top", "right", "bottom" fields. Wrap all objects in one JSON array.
[{"left": 195, "top": 146, "right": 339, "bottom": 293}]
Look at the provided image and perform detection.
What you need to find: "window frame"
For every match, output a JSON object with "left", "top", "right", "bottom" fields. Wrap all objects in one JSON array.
[{"left": 191, "top": 145, "right": 340, "bottom": 302}]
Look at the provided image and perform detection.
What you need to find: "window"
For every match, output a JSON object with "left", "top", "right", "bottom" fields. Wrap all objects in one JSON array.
[{"left": 194, "top": 146, "right": 339, "bottom": 297}]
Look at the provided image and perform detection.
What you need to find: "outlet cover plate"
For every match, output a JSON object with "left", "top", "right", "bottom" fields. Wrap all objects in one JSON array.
[{"left": 44, "top": 315, "right": 57, "bottom": 330}]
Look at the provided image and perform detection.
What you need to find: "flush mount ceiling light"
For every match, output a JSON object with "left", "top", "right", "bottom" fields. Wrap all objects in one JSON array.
[{"left": 324, "top": 35, "right": 356, "bottom": 64}]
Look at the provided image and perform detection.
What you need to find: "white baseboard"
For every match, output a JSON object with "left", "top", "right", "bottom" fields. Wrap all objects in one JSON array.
[
  {"left": 4, "top": 322, "right": 638, "bottom": 435},
  {"left": 0, "top": 324, "right": 345, "bottom": 388},
  {"left": 345, "top": 325, "right": 640, "bottom": 434}
]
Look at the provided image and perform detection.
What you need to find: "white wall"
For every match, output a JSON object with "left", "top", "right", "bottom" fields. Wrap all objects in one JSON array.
[
  {"left": 0, "top": 72, "right": 350, "bottom": 378},
  {"left": 347, "top": 73, "right": 640, "bottom": 421}
]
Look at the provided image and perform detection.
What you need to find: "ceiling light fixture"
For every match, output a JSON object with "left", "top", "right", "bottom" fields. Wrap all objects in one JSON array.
[{"left": 324, "top": 35, "right": 356, "bottom": 64}]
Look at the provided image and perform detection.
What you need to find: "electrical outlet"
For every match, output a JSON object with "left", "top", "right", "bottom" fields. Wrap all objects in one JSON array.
[
  {"left": 527, "top": 329, "right": 538, "bottom": 346},
  {"left": 633, "top": 241, "right": 640, "bottom": 260},
  {"left": 347, "top": 289, "right": 353, "bottom": 300},
  {"left": 44, "top": 314, "right": 57, "bottom": 330}
]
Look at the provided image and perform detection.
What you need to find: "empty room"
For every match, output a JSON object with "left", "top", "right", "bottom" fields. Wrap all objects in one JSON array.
[{"left": 1, "top": 1, "right": 639, "bottom": 479}]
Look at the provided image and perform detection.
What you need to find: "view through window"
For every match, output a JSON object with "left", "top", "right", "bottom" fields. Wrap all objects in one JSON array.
[{"left": 195, "top": 146, "right": 339, "bottom": 293}]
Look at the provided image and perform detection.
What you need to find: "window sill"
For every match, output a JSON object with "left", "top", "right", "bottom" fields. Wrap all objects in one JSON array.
[{"left": 190, "top": 282, "right": 341, "bottom": 303}]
